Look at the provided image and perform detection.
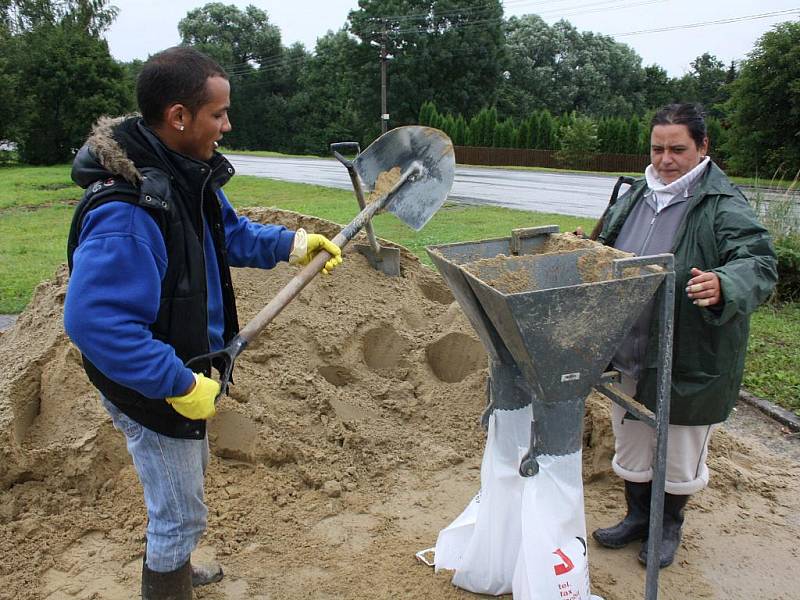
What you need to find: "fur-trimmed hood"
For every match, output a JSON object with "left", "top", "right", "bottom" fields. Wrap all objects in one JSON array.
[
  {"left": 72, "top": 114, "right": 233, "bottom": 193},
  {"left": 82, "top": 115, "right": 143, "bottom": 185},
  {"left": 71, "top": 115, "right": 145, "bottom": 188}
]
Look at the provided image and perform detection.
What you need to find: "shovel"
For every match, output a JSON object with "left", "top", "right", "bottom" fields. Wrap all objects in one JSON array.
[
  {"left": 186, "top": 126, "right": 455, "bottom": 400},
  {"left": 331, "top": 141, "right": 402, "bottom": 276}
]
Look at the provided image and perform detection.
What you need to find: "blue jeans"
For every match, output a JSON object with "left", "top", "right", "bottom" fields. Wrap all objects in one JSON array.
[{"left": 103, "top": 397, "right": 209, "bottom": 572}]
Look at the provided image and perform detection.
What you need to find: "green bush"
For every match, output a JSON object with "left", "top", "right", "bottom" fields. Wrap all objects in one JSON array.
[
  {"left": 0, "top": 149, "right": 18, "bottom": 166},
  {"left": 774, "top": 235, "right": 800, "bottom": 302}
]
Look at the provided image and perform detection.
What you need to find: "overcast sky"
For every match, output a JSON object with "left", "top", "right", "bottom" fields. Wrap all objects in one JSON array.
[{"left": 104, "top": 0, "right": 799, "bottom": 77}]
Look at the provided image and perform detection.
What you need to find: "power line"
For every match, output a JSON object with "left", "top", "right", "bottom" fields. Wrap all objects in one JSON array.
[
  {"left": 613, "top": 8, "right": 800, "bottom": 37},
  {"left": 224, "top": 5, "right": 800, "bottom": 81},
  {"left": 375, "top": 0, "right": 668, "bottom": 36},
  {"left": 364, "top": 0, "right": 573, "bottom": 24}
]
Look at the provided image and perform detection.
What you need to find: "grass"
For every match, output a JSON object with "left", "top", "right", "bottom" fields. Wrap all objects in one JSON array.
[
  {"left": 225, "top": 176, "right": 592, "bottom": 262},
  {"left": 219, "top": 147, "right": 334, "bottom": 160},
  {"left": 0, "top": 165, "right": 81, "bottom": 209},
  {"left": 1, "top": 163, "right": 798, "bottom": 415},
  {"left": 0, "top": 204, "right": 75, "bottom": 311},
  {"left": 745, "top": 303, "right": 800, "bottom": 416}
]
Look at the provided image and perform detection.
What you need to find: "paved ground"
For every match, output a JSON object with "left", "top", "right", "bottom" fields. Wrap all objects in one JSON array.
[
  {"left": 227, "top": 153, "right": 620, "bottom": 218},
  {"left": 724, "top": 400, "right": 800, "bottom": 464},
  {"left": 226, "top": 153, "right": 800, "bottom": 219},
  {"left": 0, "top": 314, "right": 17, "bottom": 332}
]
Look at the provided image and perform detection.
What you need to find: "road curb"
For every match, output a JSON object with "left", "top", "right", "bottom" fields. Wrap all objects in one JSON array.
[{"left": 739, "top": 389, "right": 800, "bottom": 432}]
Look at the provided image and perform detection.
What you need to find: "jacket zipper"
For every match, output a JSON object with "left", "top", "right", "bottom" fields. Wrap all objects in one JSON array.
[
  {"left": 638, "top": 212, "right": 659, "bottom": 255},
  {"left": 199, "top": 166, "right": 214, "bottom": 357}
]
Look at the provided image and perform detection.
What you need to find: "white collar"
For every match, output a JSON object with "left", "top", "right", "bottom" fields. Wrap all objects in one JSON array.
[{"left": 645, "top": 156, "right": 710, "bottom": 196}]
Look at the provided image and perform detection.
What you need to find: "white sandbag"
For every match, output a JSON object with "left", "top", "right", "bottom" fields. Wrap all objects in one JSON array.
[
  {"left": 512, "top": 451, "right": 594, "bottom": 600},
  {"left": 432, "top": 408, "right": 604, "bottom": 599},
  {"left": 431, "top": 491, "right": 479, "bottom": 571},
  {"left": 434, "top": 406, "right": 531, "bottom": 595}
]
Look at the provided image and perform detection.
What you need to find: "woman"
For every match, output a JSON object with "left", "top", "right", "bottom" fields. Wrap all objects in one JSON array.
[{"left": 591, "top": 103, "right": 777, "bottom": 568}]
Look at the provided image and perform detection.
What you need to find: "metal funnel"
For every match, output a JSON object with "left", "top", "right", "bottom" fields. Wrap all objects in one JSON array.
[
  {"left": 427, "top": 234, "right": 539, "bottom": 419},
  {"left": 428, "top": 228, "right": 666, "bottom": 467}
]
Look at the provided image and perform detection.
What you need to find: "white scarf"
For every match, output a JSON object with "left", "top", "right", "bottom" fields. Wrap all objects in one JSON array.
[{"left": 645, "top": 156, "right": 710, "bottom": 213}]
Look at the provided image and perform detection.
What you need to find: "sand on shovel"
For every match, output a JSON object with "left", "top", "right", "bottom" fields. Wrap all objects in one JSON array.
[{"left": 0, "top": 207, "right": 797, "bottom": 600}]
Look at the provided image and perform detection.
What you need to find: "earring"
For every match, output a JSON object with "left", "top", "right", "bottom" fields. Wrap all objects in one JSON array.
[{"left": 179, "top": 125, "right": 185, "bottom": 132}]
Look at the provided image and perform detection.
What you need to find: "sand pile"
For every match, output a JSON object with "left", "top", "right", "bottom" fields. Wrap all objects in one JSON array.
[{"left": 1, "top": 208, "right": 798, "bottom": 600}]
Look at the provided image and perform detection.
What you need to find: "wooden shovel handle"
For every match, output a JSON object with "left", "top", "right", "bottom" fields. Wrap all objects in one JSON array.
[{"left": 237, "top": 162, "right": 420, "bottom": 343}]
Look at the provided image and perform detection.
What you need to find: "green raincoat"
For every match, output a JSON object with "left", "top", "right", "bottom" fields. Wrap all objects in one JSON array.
[{"left": 599, "top": 162, "right": 778, "bottom": 425}]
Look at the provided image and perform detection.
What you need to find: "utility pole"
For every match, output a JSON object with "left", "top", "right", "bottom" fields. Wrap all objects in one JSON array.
[{"left": 380, "top": 29, "right": 389, "bottom": 134}]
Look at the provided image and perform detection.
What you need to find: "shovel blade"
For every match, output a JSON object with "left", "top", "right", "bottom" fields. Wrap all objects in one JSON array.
[
  {"left": 353, "top": 126, "right": 455, "bottom": 231},
  {"left": 355, "top": 244, "right": 402, "bottom": 276}
]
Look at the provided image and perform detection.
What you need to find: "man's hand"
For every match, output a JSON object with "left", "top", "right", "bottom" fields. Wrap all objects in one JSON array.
[
  {"left": 166, "top": 373, "right": 219, "bottom": 420},
  {"left": 686, "top": 267, "right": 722, "bottom": 307},
  {"left": 290, "top": 228, "right": 342, "bottom": 274}
]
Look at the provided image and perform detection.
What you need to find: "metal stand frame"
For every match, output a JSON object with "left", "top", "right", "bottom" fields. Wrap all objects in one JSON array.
[{"left": 594, "top": 253, "right": 675, "bottom": 600}]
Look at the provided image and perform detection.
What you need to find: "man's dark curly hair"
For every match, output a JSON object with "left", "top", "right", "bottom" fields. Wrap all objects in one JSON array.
[{"left": 137, "top": 46, "right": 228, "bottom": 126}]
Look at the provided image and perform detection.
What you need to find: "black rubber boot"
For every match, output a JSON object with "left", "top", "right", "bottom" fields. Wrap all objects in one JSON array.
[
  {"left": 592, "top": 480, "right": 652, "bottom": 549},
  {"left": 142, "top": 559, "right": 193, "bottom": 600},
  {"left": 191, "top": 561, "right": 224, "bottom": 587},
  {"left": 638, "top": 493, "right": 690, "bottom": 569}
]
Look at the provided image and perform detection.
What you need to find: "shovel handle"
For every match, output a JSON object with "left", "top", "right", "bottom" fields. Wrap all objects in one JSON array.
[
  {"left": 237, "top": 161, "right": 421, "bottom": 344},
  {"left": 332, "top": 143, "right": 382, "bottom": 256},
  {"left": 330, "top": 142, "right": 361, "bottom": 163}
]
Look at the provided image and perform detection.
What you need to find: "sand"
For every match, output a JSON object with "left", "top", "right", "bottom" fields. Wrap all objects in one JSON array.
[{"left": 0, "top": 208, "right": 798, "bottom": 600}]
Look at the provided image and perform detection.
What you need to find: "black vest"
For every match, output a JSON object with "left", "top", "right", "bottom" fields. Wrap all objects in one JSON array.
[{"left": 67, "top": 123, "right": 239, "bottom": 439}]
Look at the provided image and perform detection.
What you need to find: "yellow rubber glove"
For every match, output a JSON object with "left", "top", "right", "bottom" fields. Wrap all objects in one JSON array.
[
  {"left": 166, "top": 373, "right": 219, "bottom": 420},
  {"left": 289, "top": 228, "right": 343, "bottom": 274}
]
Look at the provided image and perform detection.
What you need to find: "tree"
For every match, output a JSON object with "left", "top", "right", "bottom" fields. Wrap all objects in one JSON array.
[
  {"left": 705, "top": 116, "right": 728, "bottom": 163},
  {"left": 493, "top": 117, "right": 516, "bottom": 148},
  {"left": 288, "top": 29, "right": 364, "bottom": 153},
  {"left": 687, "top": 53, "right": 728, "bottom": 115},
  {"left": 418, "top": 100, "right": 436, "bottom": 126},
  {"left": 348, "top": 0, "right": 506, "bottom": 130},
  {"left": 0, "top": 0, "right": 130, "bottom": 163},
  {"left": 536, "top": 110, "right": 558, "bottom": 150},
  {"left": 179, "top": 3, "right": 299, "bottom": 151},
  {"left": 556, "top": 114, "right": 597, "bottom": 168},
  {"left": 642, "top": 64, "right": 674, "bottom": 110},
  {"left": 178, "top": 3, "right": 281, "bottom": 67},
  {"left": 626, "top": 115, "right": 645, "bottom": 154},
  {"left": 0, "top": 25, "right": 19, "bottom": 144},
  {"left": 725, "top": 21, "right": 800, "bottom": 175},
  {"left": 452, "top": 114, "right": 467, "bottom": 146},
  {"left": 2, "top": 0, "right": 117, "bottom": 35},
  {"left": 498, "top": 15, "right": 647, "bottom": 120},
  {"left": 515, "top": 118, "right": 530, "bottom": 148},
  {"left": 13, "top": 21, "right": 130, "bottom": 163}
]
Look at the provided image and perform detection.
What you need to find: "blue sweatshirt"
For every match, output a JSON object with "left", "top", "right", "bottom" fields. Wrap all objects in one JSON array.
[{"left": 64, "top": 189, "right": 294, "bottom": 399}]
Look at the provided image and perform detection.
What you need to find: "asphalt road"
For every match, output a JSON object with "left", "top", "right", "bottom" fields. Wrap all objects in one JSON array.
[{"left": 226, "top": 154, "right": 620, "bottom": 218}]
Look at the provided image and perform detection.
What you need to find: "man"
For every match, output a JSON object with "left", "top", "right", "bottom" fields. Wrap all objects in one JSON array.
[{"left": 64, "top": 46, "right": 341, "bottom": 598}]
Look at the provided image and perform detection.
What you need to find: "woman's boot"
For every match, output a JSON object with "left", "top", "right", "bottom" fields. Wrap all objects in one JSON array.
[
  {"left": 592, "top": 480, "right": 652, "bottom": 549},
  {"left": 638, "top": 492, "right": 690, "bottom": 568}
]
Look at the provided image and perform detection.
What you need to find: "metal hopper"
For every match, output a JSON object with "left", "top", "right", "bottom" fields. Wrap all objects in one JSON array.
[
  {"left": 427, "top": 226, "right": 676, "bottom": 600},
  {"left": 427, "top": 226, "right": 667, "bottom": 473}
]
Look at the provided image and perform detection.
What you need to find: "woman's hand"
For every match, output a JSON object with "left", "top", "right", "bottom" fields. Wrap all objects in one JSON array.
[{"left": 686, "top": 267, "right": 722, "bottom": 307}]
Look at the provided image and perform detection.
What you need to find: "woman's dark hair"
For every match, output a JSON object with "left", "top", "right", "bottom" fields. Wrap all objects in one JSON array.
[
  {"left": 651, "top": 103, "right": 707, "bottom": 148},
  {"left": 136, "top": 46, "right": 228, "bottom": 126}
]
